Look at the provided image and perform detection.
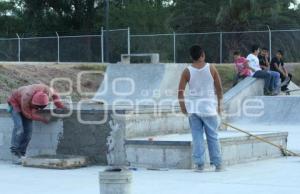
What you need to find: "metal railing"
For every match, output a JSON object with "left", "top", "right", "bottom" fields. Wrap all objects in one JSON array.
[{"left": 1, "top": 28, "right": 300, "bottom": 63}]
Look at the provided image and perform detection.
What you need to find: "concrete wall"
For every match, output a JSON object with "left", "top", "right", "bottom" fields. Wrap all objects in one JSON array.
[
  {"left": 56, "top": 111, "right": 113, "bottom": 164},
  {"left": 125, "top": 132, "right": 288, "bottom": 169},
  {"left": 223, "top": 77, "right": 264, "bottom": 123},
  {"left": 0, "top": 104, "right": 114, "bottom": 164},
  {"left": 93, "top": 63, "right": 189, "bottom": 105},
  {"left": 0, "top": 103, "right": 189, "bottom": 165},
  {"left": 123, "top": 111, "right": 189, "bottom": 138},
  {"left": 0, "top": 112, "right": 63, "bottom": 161}
]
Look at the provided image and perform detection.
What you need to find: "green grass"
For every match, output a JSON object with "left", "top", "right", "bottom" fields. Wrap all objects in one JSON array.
[
  {"left": 216, "top": 64, "right": 236, "bottom": 92},
  {"left": 292, "top": 66, "right": 300, "bottom": 86}
]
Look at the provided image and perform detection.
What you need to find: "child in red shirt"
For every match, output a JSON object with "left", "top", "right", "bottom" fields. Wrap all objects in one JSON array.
[{"left": 233, "top": 51, "right": 252, "bottom": 77}]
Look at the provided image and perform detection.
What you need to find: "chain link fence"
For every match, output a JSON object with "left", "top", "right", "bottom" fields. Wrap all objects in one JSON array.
[{"left": 0, "top": 28, "right": 300, "bottom": 63}]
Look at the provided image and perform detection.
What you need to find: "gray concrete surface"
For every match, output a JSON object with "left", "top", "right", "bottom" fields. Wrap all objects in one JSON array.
[
  {"left": 223, "top": 77, "right": 264, "bottom": 122},
  {"left": 0, "top": 104, "right": 115, "bottom": 164},
  {"left": 93, "top": 63, "right": 189, "bottom": 105},
  {"left": 230, "top": 96, "right": 300, "bottom": 124},
  {"left": 0, "top": 102, "right": 189, "bottom": 166},
  {"left": 1, "top": 62, "right": 298, "bottom": 168},
  {"left": 125, "top": 131, "right": 288, "bottom": 169}
]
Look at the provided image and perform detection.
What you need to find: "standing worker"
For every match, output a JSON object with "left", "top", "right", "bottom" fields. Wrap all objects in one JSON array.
[{"left": 7, "top": 84, "right": 64, "bottom": 164}]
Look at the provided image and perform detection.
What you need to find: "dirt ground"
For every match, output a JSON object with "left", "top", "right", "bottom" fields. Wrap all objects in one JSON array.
[{"left": 0, "top": 64, "right": 105, "bottom": 103}]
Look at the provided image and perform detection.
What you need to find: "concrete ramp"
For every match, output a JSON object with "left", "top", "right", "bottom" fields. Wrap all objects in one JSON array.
[
  {"left": 229, "top": 96, "right": 300, "bottom": 152},
  {"left": 93, "top": 63, "right": 188, "bottom": 105},
  {"left": 231, "top": 96, "right": 300, "bottom": 124}
]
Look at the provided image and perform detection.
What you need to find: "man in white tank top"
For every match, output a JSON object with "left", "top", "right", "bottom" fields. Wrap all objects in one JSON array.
[{"left": 178, "top": 45, "right": 224, "bottom": 172}]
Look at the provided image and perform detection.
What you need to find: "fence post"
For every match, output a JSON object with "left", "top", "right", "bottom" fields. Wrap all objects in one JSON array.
[
  {"left": 267, "top": 25, "right": 272, "bottom": 61},
  {"left": 173, "top": 32, "right": 176, "bottom": 63},
  {"left": 101, "top": 27, "right": 104, "bottom": 63},
  {"left": 128, "top": 27, "right": 131, "bottom": 55},
  {"left": 219, "top": 32, "right": 223, "bottom": 64},
  {"left": 16, "top": 33, "right": 20, "bottom": 62},
  {"left": 56, "top": 32, "right": 60, "bottom": 63}
]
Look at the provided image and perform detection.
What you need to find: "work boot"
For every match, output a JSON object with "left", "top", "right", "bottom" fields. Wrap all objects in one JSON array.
[
  {"left": 264, "top": 89, "right": 272, "bottom": 96},
  {"left": 194, "top": 164, "right": 205, "bottom": 172},
  {"left": 271, "top": 91, "right": 280, "bottom": 96}
]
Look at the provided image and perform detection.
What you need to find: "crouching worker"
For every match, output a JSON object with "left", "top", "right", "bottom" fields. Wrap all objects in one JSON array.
[
  {"left": 178, "top": 45, "right": 224, "bottom": 172},
  {"left": 7, "top": 84, "right": 64, "bottom": 164}
]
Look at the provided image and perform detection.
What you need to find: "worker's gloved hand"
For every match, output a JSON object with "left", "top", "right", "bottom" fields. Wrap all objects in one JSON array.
[{"left": 53, "top": 107, "right": 69, "bottom": 115}]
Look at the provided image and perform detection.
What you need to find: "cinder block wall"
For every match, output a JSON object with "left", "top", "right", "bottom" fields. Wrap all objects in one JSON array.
[{"left": 0, "top": 106, "right": 114, "bottom": 164}]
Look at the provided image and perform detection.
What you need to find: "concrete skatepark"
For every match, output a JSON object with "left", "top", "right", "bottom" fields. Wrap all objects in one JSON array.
[{"left": 0, "top": 62, "right": 299, "bottom": 169}]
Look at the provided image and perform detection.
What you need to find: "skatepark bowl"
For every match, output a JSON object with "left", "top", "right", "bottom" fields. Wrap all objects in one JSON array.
[{"left": 0, "top": 62, "right": 299, "bottom": 169}]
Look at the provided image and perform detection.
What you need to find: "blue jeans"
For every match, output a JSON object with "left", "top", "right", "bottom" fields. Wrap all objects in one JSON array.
[
  {"left": 268, "top": 70, "right": 280, "bottom": 93},
  {"left": 188, "top": 114, "right": 222, "bottom": 166},
  {"left": 253, "top": 70, "right": 272, "bottom": 92},
  {"left": 10, "top": 107, "right": 33, "bottom": 155}
]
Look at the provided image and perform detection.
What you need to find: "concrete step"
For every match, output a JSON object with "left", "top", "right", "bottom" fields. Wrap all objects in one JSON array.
[{"left": 125, "top": 131, "right": 288, "bottom": 169}]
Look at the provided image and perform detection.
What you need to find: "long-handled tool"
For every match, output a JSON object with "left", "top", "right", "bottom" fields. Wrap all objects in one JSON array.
[
  {"left": 222, "top": 122, "right": 300, "bottom": 157},
  {"left": 285, "top": 89, "right": 300, "bottom": 95}
]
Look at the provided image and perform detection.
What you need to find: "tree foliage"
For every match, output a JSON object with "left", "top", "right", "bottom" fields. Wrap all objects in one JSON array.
[
  {"left": 0, "top": 0, "right": 299, "bottom": 35},
  {"left": 1, "top": 0, "right": 300, "bottom": 62}
]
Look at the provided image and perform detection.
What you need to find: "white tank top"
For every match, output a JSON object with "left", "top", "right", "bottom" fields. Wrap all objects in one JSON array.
[{"left": 186, "top": 63, "right": 217, "bottom": 116}]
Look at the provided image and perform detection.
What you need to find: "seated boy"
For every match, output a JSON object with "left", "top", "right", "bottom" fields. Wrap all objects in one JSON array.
[
  {"left": 270, "top": 50, "right": 292, "bottom": 91},
  {"left": 258, "top": 48, "right": 270, "bottom": 70}
]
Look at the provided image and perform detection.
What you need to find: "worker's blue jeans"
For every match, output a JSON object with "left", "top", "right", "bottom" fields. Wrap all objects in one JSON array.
[
  {"left": 10, "top": 107, "right": 33, "bottom": 156},
  {"left": 188, "top": 114, "right": 222, "bottom": 166}
]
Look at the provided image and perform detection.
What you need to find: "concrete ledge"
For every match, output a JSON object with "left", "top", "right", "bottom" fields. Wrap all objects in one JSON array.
[
  {"left": 125, "top": 131, "right": 288, "bottom": 169},
  {"left": 22, "top": 155, "right": 88, "bottom": 169},
  {"left": 224, "top": 77, "right": 264, "bottom": 122}
]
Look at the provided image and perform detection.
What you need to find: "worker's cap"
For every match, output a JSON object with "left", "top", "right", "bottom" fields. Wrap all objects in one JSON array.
[{"left": 32, "top": 91, "right": 49, "bottom": 106}]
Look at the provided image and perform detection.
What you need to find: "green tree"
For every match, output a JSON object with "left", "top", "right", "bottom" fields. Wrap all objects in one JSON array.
[
  {"left": 108, "top": 0, "right": 172, "bottom": 33},
  {"left": 12, "top": 0, "right": 103, "bottom": 34}
]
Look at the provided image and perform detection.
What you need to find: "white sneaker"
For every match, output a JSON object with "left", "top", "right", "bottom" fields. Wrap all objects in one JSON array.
[
  {"left": 215, "top": 165, "right": 225, "bottom": 172},
  {"left": 281, "top": 77, "right": 291, "bottom": 87}
]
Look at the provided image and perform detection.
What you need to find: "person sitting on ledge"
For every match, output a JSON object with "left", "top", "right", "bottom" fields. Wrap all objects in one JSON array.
[
  {"left": 233, "top": 51, "right": 252, "bottom": 85},
  {"left": 247, "top": 45, "right": 277, "bottom": 95},
  {"left": 270, "top": 50, "right": 292, "bottom": 92},
  {"left": 7, "top": 84, "right": 65, "bottom": 164}
]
